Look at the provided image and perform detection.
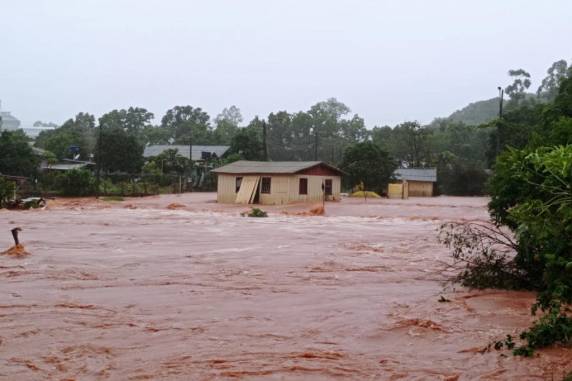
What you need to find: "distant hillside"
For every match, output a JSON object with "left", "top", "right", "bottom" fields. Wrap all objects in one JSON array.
[{"left": 446, "top": 97, "right": 500, "bottom": 126}]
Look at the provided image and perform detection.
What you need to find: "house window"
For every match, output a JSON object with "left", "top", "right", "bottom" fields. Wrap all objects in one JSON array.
[
  {"left": 261, "top": 177, "right": 271, "bottom": 194},
  {"left": 235, "top": 177, "right": 243, "bottom": 193},
  {"left": 299, "top": 178, "right": 308, "bottom": 195},
  {"left": 324, "top": 179, "right": 332, "bottom": 196}
]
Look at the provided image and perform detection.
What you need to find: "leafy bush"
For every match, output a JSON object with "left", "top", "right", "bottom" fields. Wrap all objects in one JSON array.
[
  {"left": 439, "top": 222, "right": 530, "bottom": 290},
  {"left": 0, "top": 177, "right": 16, "bottom": 208},
  {"left": 59, "top": 169, "right": 95, "bottom": 196},
  {"left": 446, "top": 146, "right": 572, "bottom": 354},
  {"left": 37, "top": 172, "right": 63, "bottom": 194},
  {"left": 493, "top": 147, "right": 572, "bottom": 309},
  {"left": 241, "top": 207, "right": 268, "bottom": 217}
]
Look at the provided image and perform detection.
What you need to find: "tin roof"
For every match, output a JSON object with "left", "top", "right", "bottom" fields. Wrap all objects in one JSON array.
[
  {"left": 212, "top": 160, "right": 343, "bottom": 175},
  {"left": 393, "top": 167, "right": 437, "bottom": 182},
  {"left": 143, "top": 145, "right": 229, "bottom": 160},
  {"left": 42, "top": 163, "right": 90, "bottom": 171}
]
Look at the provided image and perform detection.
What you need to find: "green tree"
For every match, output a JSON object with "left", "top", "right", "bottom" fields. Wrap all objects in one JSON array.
[
  {"left": 145, "top": 148, "right": 189, "bottom": 175},
  {"left": 160, "top": 106, "right": 211, "bottom": 145},
  {"left": 391, "top": 121, "right": 432, "bottom": 167},
  {"left": 0, "top": 130, "right": 38, "bottom": 177},
  {"left": 486, "top": 104, "right": 544, "bottom": 164},
  {"left": 549, "top": 74, "right": 572, "bottom": 119},
  {"left": 33, "top": 121, "right": 58, "bottom": 127},
  {"left": 213, "top": 105, "right": 242, "bottom": 144},
  {"left": 98, "top": 107, "right": 154, "bottom": 138},
  {"left": 371, "top": 125, "right": 393, "bottom": 152},
  {"left": 341, "top": 142, "right": 396, "bottom": 194},
  {"left": 537, "top": 59, "right": 570, "bottom": 102},
  {"left": 35, "top": 112, "right": 96, "bottom": 160},
  {"left": 227, "top": 119, "right": 266, "bottom": 160},
  {"left": 95, "top": 125, "right": 144, "bottom": 173},
  {"left": 505, "top": 68, "right": 532, "bottom": 104},
  {"left": 308, "top": 98, "right": 363, "bottom": 163},
  {"left": 488, "top": 146, "right": 572, "bottom": 352},
  {"left": 266, "top": 111, "right": 294, "bottom": 160},
  {"left": 436, "top": 153, "right": 488, "bottom": 196}
]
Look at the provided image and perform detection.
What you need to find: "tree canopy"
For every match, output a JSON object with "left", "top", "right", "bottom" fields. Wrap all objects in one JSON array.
[
  {"left": 341, "top": 142, "right": 396, "bottom": 194},
  {"left": 0, "top": 130, "right": 38, "bottom": 177}
]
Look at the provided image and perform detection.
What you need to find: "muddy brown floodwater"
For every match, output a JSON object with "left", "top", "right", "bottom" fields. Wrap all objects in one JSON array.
[{"left": 0, "top": 194, "right": 570, "bottom": 380}]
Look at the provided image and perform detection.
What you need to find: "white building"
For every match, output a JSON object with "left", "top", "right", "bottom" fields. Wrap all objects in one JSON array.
[{"left": 0, "top": 101, "right": 21, "bottom": 131}]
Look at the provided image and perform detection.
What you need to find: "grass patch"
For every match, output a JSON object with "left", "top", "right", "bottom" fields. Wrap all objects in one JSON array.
[{"left": 101, "top": 196, "right": 124, "bottom": 202}]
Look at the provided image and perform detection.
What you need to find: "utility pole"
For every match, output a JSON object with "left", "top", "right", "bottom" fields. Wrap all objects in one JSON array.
[
  {"left": 314, "top": 123, "right": 319, "bottom": 161},
  {"left": 497, "top": 86, "right": 504, "bottom": 156},
  {"left": 188, "top": 125, "right": 193, "bottom": 192},
  {"left": 262, "top": 121, "right": 268, "bottom": 161},
  {"left": 96, "top": 123, "right": 102, "bottom": 198}
]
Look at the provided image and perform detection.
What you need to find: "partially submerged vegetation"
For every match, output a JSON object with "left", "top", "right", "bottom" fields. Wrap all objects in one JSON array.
[
  {"left": 241, "top": 207, "right": 268, "bottom": 218},
  {"left": 101, "top": 196, "right": 124, "bottom": 202},
  {"left": 441, "top": 74, "right": 572, "bottom": 355}
]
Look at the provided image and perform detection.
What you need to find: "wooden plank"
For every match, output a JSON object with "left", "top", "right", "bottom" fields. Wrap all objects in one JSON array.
[
  {"left": 235, "top": 176, "right": 259, "bottom": 204},
  {"left": 248, "top": 176, "right": 260, "bottom": 204}
]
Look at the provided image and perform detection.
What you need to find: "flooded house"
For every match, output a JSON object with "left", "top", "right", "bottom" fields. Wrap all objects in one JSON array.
[
  {"left": 213, "top": 161, "right": 343, "bottom": 205},
  {"left": 392, "top": 167, "right": 437, "bottom": 197}
]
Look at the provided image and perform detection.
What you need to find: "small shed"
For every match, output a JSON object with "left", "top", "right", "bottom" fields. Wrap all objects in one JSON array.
[
  {"left": 393, "top": 168, "right": 437, "bottom": 197},
  {"left": 212, "top": 161, "right": 343, "bottom": 205}
]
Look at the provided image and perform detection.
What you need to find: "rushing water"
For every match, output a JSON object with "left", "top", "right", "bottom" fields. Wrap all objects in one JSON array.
[{"left": 0, "top": 195, "right": 570, "bottom": 380}]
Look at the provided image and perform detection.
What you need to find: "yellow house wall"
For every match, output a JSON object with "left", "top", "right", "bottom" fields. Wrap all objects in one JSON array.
[
  {"left": 216, "top": 174, "right": 239, "bottom": 203},
  {"left": 388, "top": 183, "right": 404, "bottom": 199},
  {"left": 407, "top": 181, "right": 434, "bottom": 197},
  {"left": 259, "top": 175, "right": 290, "bottom": 205},
  {"left": 288, "top": 174, "right": 341, "bottom": 203}
]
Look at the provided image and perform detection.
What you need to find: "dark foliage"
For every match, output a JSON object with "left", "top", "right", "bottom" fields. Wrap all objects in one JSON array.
[
  {"left": 0, "top": 130, "right": 38, "bottom": 177},
  {"left": 341, "top": 142, "right": 396, "bottom": 194}
]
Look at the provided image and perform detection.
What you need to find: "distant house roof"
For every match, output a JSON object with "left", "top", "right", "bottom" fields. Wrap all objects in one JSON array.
[
  {"left": 31, "top": 147, "right": 48, "bottom": 156},
  {"left": 393, "top": 168, "right": 437, "bottom": 182},
  {"left": 28, "top": 143, "right": 49, "bottom": 156},
  {"left": 143, "top": 145, "right": 230, "bottom": 160},
  {"left": 42, "top": 163, "right": 90, "bottom": 171},
  {"left": 21, "top": 125, "right": 57, "bottom": 138},
  {"left": 212, "top": 160, "right": 344, "bottom": 175}
]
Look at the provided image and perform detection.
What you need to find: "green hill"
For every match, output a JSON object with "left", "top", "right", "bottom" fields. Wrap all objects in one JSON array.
[{"left": 446, "top": 97, "right": 500, "bottom": 126}]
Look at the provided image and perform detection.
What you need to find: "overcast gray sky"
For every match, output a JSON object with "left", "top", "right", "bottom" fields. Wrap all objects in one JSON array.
[{"left": 1, "top": 0, "right": 571, "bottom": 127}]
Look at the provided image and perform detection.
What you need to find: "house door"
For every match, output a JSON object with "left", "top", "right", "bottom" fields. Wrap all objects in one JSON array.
[
  {"left": 324, "top": 179, "right": 333, "bottom": 199},
  {"left": 253, "top": 180, "right": 261, "bottom": 204}
]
